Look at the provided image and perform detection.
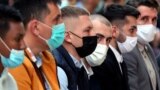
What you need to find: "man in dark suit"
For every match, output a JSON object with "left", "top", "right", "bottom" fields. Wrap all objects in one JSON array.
[
  {"left": 123, "top": 0, "right": 160, "bottom": 90},
  {"left": 89, "top": 4, "right": 139, "bottom": 90}
]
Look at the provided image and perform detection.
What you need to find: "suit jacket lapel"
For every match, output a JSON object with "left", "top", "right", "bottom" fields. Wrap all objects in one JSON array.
[
  {"left": 108, "top": 48, "right": 123, "bottom": 76},
  {"left": 134, "top": 45, "right": 151, "bottom": 78},
  {"left": 146, "top": 44, "right": 160, "bottom": 89},
  {"left": 57, "top": 46, "right": 79, "bottom": 73}
]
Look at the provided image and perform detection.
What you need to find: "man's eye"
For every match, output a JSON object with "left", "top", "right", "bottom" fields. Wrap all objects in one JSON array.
[
  {"left": 129, "top": 28, "right": 134, "bottom": 33},
  {"left": 141, "top": 17, "right": 148, "bottom": 23},
  {"left": 152, "top": 18, "right": 157, "bottom": 24},
  {"left": 106, "top": 37, "right": 112, "bottom": 43},
  {"left": 97, "top": 36, "right": 101, "bottom": 42}
]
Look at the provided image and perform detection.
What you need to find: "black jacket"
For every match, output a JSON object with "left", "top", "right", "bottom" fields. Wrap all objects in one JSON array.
[
  {"left": 90, "top": 48, "right": 129, "bottom": 90},
  {"left": 52, "top": 46, "right": 89, "bottom": 90}
]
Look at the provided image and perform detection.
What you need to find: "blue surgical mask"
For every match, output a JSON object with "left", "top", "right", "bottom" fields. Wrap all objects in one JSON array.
[
  {"left": 0, "top": 38, "right": 24, "bottom": 68},
  {"left": 38, "top": 22, "right": 65, "bottom": 51}
]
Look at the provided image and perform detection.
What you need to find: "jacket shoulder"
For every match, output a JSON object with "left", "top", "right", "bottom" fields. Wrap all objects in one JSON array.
[{"left": 9, "top": 56, "right": 34, "bottom": 90}]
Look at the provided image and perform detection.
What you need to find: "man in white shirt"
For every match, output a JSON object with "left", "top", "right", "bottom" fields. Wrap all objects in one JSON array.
[{"left": 0, "top": 5, "right": 25, "bottom": 90}]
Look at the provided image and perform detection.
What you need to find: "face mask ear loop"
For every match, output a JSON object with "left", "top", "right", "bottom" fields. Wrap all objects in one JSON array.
[
  {"left": 69, "top": 31, "right": 82, "bottom": 39},
  {"left": 37, "top": 21, "right": 53, "bottom": 41},
  {"left": 38, "top": 21, "right": 52, "bottom": 30},
  {"left": 0, "top": 37, "right": 11, "bottom": 52},
  {"left": 37, "top": 34, "right": 47, "bottom": 41}
]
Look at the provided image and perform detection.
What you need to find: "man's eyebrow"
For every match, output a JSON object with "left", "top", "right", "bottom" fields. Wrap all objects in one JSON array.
[
  {"left": 96, "top": 33, "right": 105, "bottom": 37},
  {"left": 141, "top": 16, "right": 149, "bottom": 19},
  {"left": 131, "top": 26, "right": 137, "bottom": 29}
]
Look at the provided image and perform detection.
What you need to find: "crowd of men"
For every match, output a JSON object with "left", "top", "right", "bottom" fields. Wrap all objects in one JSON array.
[{"left": 0, "top": 0, "right": 160, "bottom": 90}]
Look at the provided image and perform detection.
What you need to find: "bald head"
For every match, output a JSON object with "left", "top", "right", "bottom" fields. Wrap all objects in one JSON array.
[
  {"left": 90, "top": 14, "right": 112, "bottom": 45},
  {"left": 90, "top": 14, "right": 112, "bottom": 27}
]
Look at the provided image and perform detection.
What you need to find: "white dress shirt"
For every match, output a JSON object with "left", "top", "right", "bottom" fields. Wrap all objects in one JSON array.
[{"left": 109, "top": 45, "right": 123, "bottom": 74}]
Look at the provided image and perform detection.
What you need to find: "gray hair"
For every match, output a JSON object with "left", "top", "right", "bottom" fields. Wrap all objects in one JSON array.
[{"left": 90, "top": 14, "right": 112, "bottom": 27}]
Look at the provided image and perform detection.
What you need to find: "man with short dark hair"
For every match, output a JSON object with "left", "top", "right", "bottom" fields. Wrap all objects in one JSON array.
[
  {"left": 0, "top": 4, "right": 25, "bottom": 90},
  {"left": 9, "top": 0, "right": 65, "bottom": 90},
  {"left": 119, "top": 5, "right": 140, "bottom": 53},
  {"left": 123, "top": 0, "right": 160, "bottom": 90},
  {"left": 52, "top": 6, "right": 97, "bottom": 90}
]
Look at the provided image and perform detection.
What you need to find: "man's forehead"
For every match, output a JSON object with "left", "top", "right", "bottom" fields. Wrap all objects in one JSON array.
[
  {"left": 47, "top": 3, "right": 60, "bottom": 17},
  {"left": 125, "top": 16, "right": 137, "bottom": 23},
  {"left": 137, "top": 5, "right": 158, "bottom": 15},
  {"left": 79, "top": 15, "right": 90, "bottom": 20},
  {"left": 79, "top": 15, "right": 93, "bottom": 28}
]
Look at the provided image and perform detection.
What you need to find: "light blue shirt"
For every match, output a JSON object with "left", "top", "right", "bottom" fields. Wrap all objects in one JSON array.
[
  {"left": 58, "top": 54, "right": 82, "bottom": 90},
  {"left": 70, "top": 54, "right": 83, "bottom": 68},
  {"left": 35, "top": 56, "right": 51, "bottom": 90},
  {"left": 57, "top": 67, "right": 68, "bottom": 90}
]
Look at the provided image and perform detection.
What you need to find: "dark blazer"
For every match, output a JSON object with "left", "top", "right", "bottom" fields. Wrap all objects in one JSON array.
[
  {"left": 123, "top": 43, "right": 160, "bottom": 90},
  {"left": 90, "top": 48, "right": 129, "bottom": 90},
  {"left": 52, "top": 46, "right": 89, "bottom": 90}
]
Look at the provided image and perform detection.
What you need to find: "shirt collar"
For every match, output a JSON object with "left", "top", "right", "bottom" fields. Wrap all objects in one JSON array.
[
  {"left": 69, "top": 54, "right": 82, "bottom": 68},
  {"left": 35, "top": 55, "right": 42, "bottom": 68},
  {"left": 25, "top": 48, "right": 42, "bottom": 68},
  {"left": 69, "top": 54, "right": 94, "bottom": 76},
  {"left": 109, "top": 45, "right": 123, "bottom": 63},
  {"left": 138, "top": 42, "right": 148, "bottom": 52}
]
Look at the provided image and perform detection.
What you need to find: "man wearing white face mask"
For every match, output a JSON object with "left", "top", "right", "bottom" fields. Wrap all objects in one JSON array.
[
  {"left": 89, "top": 4, "right": 137, "bottom": 90},
  {"left": 85, "top": 15, "right": 112, "bottom": 67},
  {"left": 0, "top": 5, "right": 25, "bottom": 90},
  {"left": 123, "top": 0, "right": 160, "bottom": 90},
  {"left": 118, "top": 5, "right": 140, "bottom": 53}
]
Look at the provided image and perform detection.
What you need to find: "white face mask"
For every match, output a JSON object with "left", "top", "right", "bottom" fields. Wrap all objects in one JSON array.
[
  {"left": 117, "top": 36, "right": 137, "bottom": 53},
  {"left": 137, "top": 24, "right": 156, "bottom": 44},
  {"left": 86, "top": 44, "right": 108, "bottom": 67}
]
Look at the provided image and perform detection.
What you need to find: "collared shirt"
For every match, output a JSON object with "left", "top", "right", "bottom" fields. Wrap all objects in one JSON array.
[
  {"left": 70, "top": 54, "right": 83, "bottom": 68},
  {"left": 35, "top": 56, "right": 51, "bottom": 90},
  {"left": 26, "top": 48, "right": 51, "bottom": 90},
  {"left": 58, "top": 54, "right": 93, "bottom": 90},
  {"left": 138, "top": 43, "right": 157, "bottom": 90},
  {"left": 109, "top": 45, "right": 123, "bottom": 74},
  {"left": 70, "top": 54, "right": 93, "bottom": 76},
  {"left": 57, "top": 66, "right": 68, "bottom": 90}
]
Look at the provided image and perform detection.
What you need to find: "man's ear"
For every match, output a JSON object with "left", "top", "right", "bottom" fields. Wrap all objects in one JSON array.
[
  {"left": 27, "top": 19, "right": 39, "bottom": 36},
  {"left": 112, "top": 25, "right": 117, "bottom": 38},
  {"left": 64, "top": 32, "right": 72, "bottom": 43}
]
